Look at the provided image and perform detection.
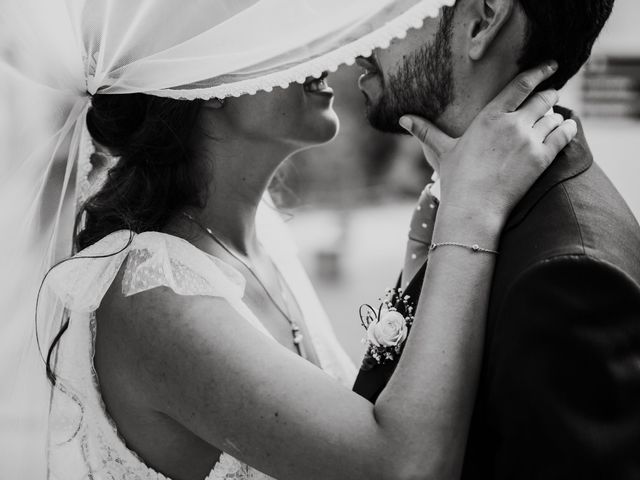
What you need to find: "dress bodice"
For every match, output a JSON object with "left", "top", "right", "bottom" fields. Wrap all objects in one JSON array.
[{"left": 46, "top": 206, "right": 356, "bottom": 480}]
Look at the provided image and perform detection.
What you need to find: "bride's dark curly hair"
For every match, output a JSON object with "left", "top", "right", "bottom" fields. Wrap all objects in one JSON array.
[
  {"left": 43, "top": 94, "right": 208, "bottom": 383},
  {"left": 76, "top": 93, "right": 207, "bottom": 250}
]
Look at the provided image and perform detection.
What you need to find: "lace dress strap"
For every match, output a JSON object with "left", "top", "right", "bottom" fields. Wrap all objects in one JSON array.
[
  {"left": 46, "top": 230, "right": 277, "bottom": 480},
  {"left": 46, "top": 230, "right": 246, "bottom": 312}
]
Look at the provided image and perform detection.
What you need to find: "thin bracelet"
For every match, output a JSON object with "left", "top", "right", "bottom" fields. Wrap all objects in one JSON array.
[{"left": 429, "top": 242, "right": 499, "bottom": 255}]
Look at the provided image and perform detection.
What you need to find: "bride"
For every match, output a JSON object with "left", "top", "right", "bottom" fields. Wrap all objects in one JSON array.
[{"left": 0, "top": 1, "right": 576, "bottom": 479}]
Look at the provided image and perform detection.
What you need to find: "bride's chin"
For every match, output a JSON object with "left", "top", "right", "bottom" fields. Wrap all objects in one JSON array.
[{"left": 306, "top": 109, "right": 340, "bottom": 146}]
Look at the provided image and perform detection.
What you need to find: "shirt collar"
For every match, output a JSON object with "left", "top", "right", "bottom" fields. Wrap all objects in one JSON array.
[{"left": 430, "top": 172, "right": 441, "bottom": 202}]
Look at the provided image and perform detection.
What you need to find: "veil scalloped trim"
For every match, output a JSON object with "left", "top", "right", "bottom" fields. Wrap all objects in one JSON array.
[{"left": 151, "top": 0, "right": 456, "bottom": 100}]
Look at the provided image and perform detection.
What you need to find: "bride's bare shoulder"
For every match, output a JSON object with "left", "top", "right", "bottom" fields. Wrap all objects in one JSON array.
[
  {"left": 94, "top": 261, "right": 241, "bottom": 399},
  {"left": 99, "top": 264, "right": 194, "bottom": 323},
  {"left": 97, "top": 258, "right": 238, "bottom": 342}
]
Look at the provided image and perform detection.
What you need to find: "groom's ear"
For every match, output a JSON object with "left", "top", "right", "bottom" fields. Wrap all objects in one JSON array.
[{"left": 467, "top": 0, "right": 515, "bottom": 61}]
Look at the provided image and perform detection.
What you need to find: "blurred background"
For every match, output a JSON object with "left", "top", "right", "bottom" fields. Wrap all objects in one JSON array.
[{"left": 1, "top": 0, "right": 639, "bottom": 477}]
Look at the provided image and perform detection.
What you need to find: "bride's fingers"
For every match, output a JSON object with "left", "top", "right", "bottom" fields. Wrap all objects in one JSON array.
[
  {"left": 399, "top": 114, "right": 457, "bottom": 166},
  {"left": 544, "top": 119, "right": 578, "bottom": 157},
  {"left": 490, "top": 61, "right": 558, "bottom": 113},
  {"left": 533, "top": 112, "right": 564, "bottom": 141},
  {"left": 518, "top": 89, "right": 560, "bottom": 125}
]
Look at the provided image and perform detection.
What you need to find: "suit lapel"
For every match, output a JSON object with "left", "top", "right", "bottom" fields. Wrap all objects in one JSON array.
[{"left": 402, "top": 260, "right": 428, "bottom": 302}]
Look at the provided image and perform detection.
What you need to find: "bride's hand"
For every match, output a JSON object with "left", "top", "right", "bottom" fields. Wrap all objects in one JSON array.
[{"left": 400, "top": 61, "right": 578, "bottom": 228}]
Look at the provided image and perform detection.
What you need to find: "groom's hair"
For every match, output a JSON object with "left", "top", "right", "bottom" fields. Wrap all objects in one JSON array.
[{"left": 517, "top": 0, "right": 615, "bottom": 90}]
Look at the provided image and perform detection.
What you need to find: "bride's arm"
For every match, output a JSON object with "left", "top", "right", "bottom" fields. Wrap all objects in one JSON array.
[{"left": 99, "top": 63, "right": 575, "bottom": 480}]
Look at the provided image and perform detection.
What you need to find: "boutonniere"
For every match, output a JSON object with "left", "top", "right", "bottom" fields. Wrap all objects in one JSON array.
[{"left": 359, "top": 287, "right": 415, "bottom": 370}]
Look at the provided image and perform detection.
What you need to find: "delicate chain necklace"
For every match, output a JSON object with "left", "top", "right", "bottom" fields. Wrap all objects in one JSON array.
[{"left": 182, "top": 212, "right": 306, "bottom": 358}]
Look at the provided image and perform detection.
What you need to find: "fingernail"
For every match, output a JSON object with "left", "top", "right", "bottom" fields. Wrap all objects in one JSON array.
[
  {"left": 399, "top": 116, "right": 412, "bottom": 131},
  {"left": 548, "top": 61, "right": 558, "bottom": 72}
]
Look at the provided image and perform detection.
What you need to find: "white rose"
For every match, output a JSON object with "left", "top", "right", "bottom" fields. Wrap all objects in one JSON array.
[{"left": 367, "top": 310, "right": 408, "bottom": 348}]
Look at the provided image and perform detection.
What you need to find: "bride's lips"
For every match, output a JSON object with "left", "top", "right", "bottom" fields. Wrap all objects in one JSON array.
[{"left": 303, "top": 72, "right": 334, "bottom": 98}]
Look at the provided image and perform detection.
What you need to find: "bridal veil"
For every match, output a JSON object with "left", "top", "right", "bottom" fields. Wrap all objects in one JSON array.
[{"left": 0, "top": 0, "right": 455, "bottom": 476}]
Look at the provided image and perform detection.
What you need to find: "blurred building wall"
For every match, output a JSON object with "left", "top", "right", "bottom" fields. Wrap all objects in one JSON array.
[{"left": 596, "top": 0, "right": 640, "bottom": 56}]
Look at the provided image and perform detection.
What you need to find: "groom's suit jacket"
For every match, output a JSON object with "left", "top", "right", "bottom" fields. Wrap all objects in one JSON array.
[{"left": 353, "top": 108, "right": 640, "bottom": 479}]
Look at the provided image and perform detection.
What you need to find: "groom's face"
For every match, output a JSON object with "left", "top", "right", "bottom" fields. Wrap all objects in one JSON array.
[{"left": 357, "top": 10, "right": 456, "bottom": 133}]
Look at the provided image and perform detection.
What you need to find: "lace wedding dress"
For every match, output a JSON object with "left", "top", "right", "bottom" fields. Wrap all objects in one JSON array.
[{"left": 45, "top": 202, "right": 357, "bottom": 480}]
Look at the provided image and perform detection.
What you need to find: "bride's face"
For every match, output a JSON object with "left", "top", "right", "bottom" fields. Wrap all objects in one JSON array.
[{"left": 215, "top": 74, "right": 339, "bottom": 150}]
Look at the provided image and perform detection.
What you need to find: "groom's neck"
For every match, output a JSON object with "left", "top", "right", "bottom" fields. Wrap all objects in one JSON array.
[
  {"left": 438, "top": 62, "right": 522, "bottom": 138},
  {"left": 436, "top": 102, "right": 484, "bottom": 139}
]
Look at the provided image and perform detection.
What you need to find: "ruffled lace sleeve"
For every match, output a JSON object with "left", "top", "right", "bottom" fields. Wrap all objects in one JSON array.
[{"left": 46, "top": 230, "right": 245, "bottom": 313}]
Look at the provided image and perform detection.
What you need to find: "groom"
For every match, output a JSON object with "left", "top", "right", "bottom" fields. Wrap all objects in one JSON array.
[{"left": 353, "top": 0, "right": 640, "bottom": 478}]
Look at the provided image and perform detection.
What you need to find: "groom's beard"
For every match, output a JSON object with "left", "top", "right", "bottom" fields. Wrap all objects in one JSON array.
[{"left": 365, "top": 16, "right": 455, "bottom": 133}]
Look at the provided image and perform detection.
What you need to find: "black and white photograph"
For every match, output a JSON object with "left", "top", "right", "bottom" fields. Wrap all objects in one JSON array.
[{"left": 1, "top": 0, "right": 639, "bottom": 479}]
